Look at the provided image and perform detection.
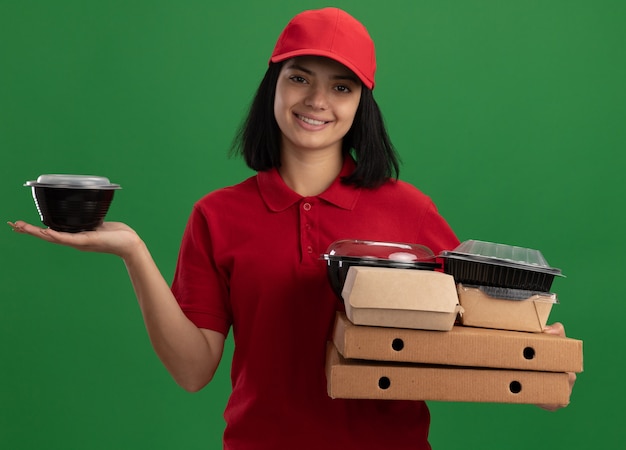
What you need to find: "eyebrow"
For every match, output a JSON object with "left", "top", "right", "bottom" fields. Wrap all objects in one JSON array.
[{"left": 287, "top": 62, "right": 360, "bottom": 84}]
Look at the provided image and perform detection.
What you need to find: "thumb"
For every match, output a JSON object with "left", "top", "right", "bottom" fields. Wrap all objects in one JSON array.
[{"left": 543, "top": 322, "right": 566, "bottom": 337}]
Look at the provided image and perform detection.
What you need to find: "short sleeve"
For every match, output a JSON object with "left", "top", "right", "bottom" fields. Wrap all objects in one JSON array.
[{"left": 170, "top": 204, "right": 232, "bottom": 336}]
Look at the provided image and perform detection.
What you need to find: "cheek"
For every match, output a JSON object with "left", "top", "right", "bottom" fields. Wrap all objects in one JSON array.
[
  {"left": 273, "top": 99, "right": 280, "bottom": 123},
  {"left": 338, "top": 101, "right": 360, "bottom": 128},
  {"left": 273, "top": 87, "right": 292, "bottom": 121},
  {"left": 273, "top": 80, "right": 284, "bottom": 120},
  {"left": 273, "top": 97, "right": 288, "bottom": 133}
]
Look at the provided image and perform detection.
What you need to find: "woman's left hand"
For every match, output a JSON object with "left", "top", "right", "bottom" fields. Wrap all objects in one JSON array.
[{"left": 536, "top": 322, "right": 577, "bottom": 411}]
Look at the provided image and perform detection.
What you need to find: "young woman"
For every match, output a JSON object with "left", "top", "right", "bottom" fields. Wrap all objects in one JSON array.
[{"left": 9, "top": 7, "right": 574, "bottom": 449}]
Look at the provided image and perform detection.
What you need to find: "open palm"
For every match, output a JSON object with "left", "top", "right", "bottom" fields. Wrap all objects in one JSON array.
[{"left": 8, "top": 220, "right": 142, "bottom": 259}]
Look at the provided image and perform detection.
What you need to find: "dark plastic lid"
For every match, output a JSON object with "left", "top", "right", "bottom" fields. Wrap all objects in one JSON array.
[
  {"left": 440, "top": 240, "right": 563, "bottom": 277},
  {"left": 25, "top": 174, "right": 121, "bottom": 190},
  {"left": 322, "top": 239, "right": 437, "bottom": 264}
]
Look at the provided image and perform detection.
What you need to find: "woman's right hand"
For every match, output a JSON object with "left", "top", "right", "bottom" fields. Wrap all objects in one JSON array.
[{"left": 8, "top": 220, "right": 142, "bottom": 260}]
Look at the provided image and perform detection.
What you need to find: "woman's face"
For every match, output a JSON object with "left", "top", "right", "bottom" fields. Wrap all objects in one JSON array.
[{"left": 274, "top": 56, "right": 362, "bottom": 157}]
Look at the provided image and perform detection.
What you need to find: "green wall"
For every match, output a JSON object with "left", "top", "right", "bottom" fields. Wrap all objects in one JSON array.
[{"left": 1, "top": 1, "right": 624, "bottom": 448}]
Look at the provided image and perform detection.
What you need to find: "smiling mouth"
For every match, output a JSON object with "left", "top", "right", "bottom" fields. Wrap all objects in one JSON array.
[{"left": 296, "top": 114, "right": 328, "bottom": 126}]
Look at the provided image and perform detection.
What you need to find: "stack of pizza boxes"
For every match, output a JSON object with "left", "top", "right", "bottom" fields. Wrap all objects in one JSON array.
[{"left": 324, "top": 240, "right": 583, "bottom": 405}]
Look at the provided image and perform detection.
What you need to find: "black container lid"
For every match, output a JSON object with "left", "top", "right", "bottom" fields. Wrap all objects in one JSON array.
[{"left": 440, "top": 240, "right": 564, "bottom": 277}]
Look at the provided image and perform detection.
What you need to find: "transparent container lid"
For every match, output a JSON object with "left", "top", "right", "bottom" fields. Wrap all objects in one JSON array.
[
  {"left": 323, "top": 239, "right": 436, "bottom": 263},
  {"left": 25, "top": 174, "right": 121, "bottom": 190},
  {"left": 440, "top": 240, "right": 563, "bottom": 276}
]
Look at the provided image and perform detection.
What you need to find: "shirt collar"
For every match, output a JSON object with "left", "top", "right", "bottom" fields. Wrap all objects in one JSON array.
[{"left": 257, "top": 157, "right": 361, "bottom": 212}]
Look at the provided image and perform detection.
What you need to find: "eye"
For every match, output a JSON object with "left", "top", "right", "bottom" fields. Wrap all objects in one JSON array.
[
  {"left": 334, "top": 85, "right": 352, "bottom": 93},
  {"left": 289, "top": 75, "right": 308, "bottom": 84}
]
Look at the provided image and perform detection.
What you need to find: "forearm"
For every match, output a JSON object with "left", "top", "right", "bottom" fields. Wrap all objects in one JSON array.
[
  {"left": 9, "top": 220, "right": 224, "bottom": 391},
  {"left": 122, "top": 241, "right": 224, "bottom": 392}
]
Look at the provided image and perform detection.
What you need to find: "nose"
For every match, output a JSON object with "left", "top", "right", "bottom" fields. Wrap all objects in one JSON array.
[{"left": 304, "top": 86, "right": 328, "bottom": 110}]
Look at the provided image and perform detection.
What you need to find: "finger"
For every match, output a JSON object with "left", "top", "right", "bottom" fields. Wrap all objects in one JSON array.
[
  {"left": 7, "top": 221, "right": 22, "bottom": 232},
  {"left": 543, "top": 322, "right": 566, "bottom": 337},
  {"left": 536, "top": 370, "right": 577, "bottom": 412},
  {"left": 9, "top": 220, "right": 89, "bottom": 247},
  {"left": 8, "top": 220, "right": 51, "bottom": 240},
  {"left": 568, "top": 371, "right": 577, "bottom": 389},
  {"left": 38, "top": 227, "right": 101, "bottom": 249},
  {"left": 8, "top": 220, "right": 30, "bottom": 232},
  {"left": 536, "top": 403, "right": 568, "bottom": 412}
]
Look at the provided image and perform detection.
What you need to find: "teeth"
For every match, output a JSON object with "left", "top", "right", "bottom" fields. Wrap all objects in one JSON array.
[{"left": 297, "top": 114, "right": 326, "bottom": 126}]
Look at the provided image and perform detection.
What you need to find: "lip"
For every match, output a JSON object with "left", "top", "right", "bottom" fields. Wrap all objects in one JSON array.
[{"left": 294, "top": 113, "right": 332, "bottom": 130}]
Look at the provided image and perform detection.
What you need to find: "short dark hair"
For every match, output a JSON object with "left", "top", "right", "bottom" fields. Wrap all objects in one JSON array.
[{"left": 230, "top": 62, "right": 400, "bottom": 188}]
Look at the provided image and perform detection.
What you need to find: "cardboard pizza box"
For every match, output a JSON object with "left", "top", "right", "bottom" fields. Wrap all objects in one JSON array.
[
  {"left": 326, "top": 342, "right": 572, "bottom": 405},
  {"left": 332, "top": 312, "right": 583, "bottom": 373}
]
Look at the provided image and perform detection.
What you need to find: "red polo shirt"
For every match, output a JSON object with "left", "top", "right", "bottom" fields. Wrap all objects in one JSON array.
[{"left": 171, "top": 158, "right": 460, "bottom": 450}]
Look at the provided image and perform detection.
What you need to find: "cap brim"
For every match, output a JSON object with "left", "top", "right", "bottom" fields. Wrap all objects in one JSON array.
[{"left": 270, "top": 50, "right": 374, "bottom": 90}]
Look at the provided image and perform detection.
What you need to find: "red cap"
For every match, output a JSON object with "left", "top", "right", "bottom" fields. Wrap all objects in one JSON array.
[{"left": 270, "top": 8, "right": 376, "bottom": 89}]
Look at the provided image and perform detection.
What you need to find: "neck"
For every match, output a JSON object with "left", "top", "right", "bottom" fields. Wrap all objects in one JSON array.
[{"left": 278, "top": 149, "right": 343, "bottom": 197}]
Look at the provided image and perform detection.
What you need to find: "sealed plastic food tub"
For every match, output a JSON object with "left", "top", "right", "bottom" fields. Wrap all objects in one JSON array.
[
  {"left": 25, "top": 174, "right": 121, "bottom": 233},
  {"left": 321, "top": 239, "right": 440, "bottom": 298},
  {"left": 439, "top": 240, "right": 563, "bottom": 292}
]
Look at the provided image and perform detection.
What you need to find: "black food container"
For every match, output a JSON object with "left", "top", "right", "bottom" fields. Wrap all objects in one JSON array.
[
  {"left": 25, "top": 174, "right": 121, "bottom": 233},
  {"left": 321, "top": 239, "right": 441, "bottom": 298},
  {"left": 439, "top": 240, "right": 564, "bottom": 292}
]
